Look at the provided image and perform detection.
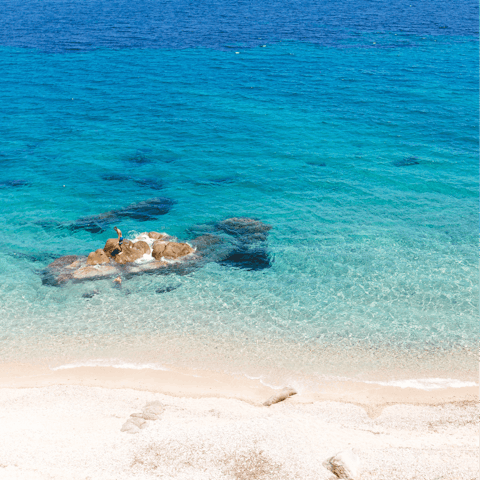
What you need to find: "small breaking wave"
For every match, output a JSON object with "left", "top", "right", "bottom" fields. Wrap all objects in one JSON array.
[
  {"left": 363, "top": 378, "right": 478, "bottom": 390},
  {"left": 51, "top": 360, "right": 170, "bottom": 371}
]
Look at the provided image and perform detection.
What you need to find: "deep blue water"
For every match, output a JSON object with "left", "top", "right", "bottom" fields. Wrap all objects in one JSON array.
[{"left": 0, "top": 0, "right": 477, "bottom": 385}]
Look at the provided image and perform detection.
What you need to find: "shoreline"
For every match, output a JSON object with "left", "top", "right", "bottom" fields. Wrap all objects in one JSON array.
[{"left": 1, "top": 362, "right": 477, "bottom": 416}]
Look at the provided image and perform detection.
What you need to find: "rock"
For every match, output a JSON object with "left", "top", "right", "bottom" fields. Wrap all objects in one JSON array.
[
  {"left": 129, "top": 401, "right": 163, "bottom": 421},
  {"left": 86, "top": 249, "right": 110, "bottom": 266},
  {"left": 152, "top": 241, "right": 167, "bottom": 259},
  {"left": 103, "top": 238, "right": 122, "bottom": 258},
  {"left": 152, "top": 241, "right": 193, "bottom": 260},
  {"left": 128, "top": 416, "right": 148, "bottom": 429},
  {"left": 131, "top": 410, "right": 159, "bottom": 421},
  {"left": 113, "top": 276, "right": 122, "bottom": 284},
  {"left": 104, "top": 239, "right": 150, "bottom": 265},
  {"left": 112, "top": 244, "right": 145, "bottom": 265},
  {"left": 127, "top": 261, "right": 167, "bottom": 274},
  {"left": 120, "top": 419, "right": 141, "bottom": 434},
  {"left": 132, "top": 240, "right": 151, "bottom": 256},
  {"left": 72, "top": 265, "right": 118, "bottom": 280},
  {"left": 148, "top": 231, "right": 167, "bottom": 240},
  {"left": 144, "top": 401, "right": 164, "bottom": 415},
  {"left": 263, "top": 387, "right": 297, "bottom": 406},
  {"left": 324, "top": 449, "right": 361, "bottom": 480}
]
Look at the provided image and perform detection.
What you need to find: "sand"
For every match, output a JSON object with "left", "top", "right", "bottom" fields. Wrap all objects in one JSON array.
[{"left": 0, "top": 365, "right": 478, "bottom": 479}]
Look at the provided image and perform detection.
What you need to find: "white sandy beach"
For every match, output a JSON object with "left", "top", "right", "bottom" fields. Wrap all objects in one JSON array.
[{"left": 0, "top": 365, "right": 478, "bottom": 480}]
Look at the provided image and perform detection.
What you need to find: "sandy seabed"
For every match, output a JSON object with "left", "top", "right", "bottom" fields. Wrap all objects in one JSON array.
[{"left": 0, "top": 365, "right": 478, "bottom": 480}]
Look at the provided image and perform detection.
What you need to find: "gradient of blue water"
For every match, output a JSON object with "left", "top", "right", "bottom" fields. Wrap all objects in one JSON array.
[{"left": 0, "top": 0, "right": 477, "bottom": 382}]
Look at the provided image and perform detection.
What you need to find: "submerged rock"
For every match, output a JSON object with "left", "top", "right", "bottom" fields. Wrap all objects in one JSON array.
[
  {"left": 155, "top": 285, "right": 178, "bottom": 294},
  {"left": 393, "top": 156, "right": 420, "bottom": 167},
  {"left": 216, "top": 217, "right": 272, "bottom": 242},
  {"left": 48, "top": 255, "right": 80, "bottom": 271},
  {"left": 220, "top": 246, "right": 272, "bottom": 271},
  {"left": 68, "top": 197, "right": 174, "bottom": 233},
  {"left": 0, "top": 180, "right": 31, "bottom": 188},
  {"left": 82, "top": 289, "right": 99, "bottom": 299},
  {"left": 72, "top": 265, "right": 118, "bottom": 280}
]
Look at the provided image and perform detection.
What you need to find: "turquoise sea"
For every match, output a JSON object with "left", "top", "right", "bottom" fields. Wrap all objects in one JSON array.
[{"left": 0, "top": 0, "right": 478, "bottom": 390}]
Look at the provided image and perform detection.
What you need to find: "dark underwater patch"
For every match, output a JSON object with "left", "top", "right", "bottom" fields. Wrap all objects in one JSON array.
[
  {"left": 118, "top": 197, "right": 174, "bottom": 221},
  {"left": 68, "top": 197, "right": 175, "bottom": 233},
  {"left": 133, "top": 177, "right": 164, "bottom": 190},
  {"left": 393, "top": 156, "right": 420, "bottom": 167},
  {"left": 101, "top": 174, "right": 132, "bottom": 182},
  {"left": 306, "top": 161, "right": 327, "bottom": 167},
  {"left": 215, "top": 217, "right": 272, "bottom": 243},
  {"left": 155, "top": 285, "right": 179, "bottom": 294},
  {"left": 69, "top": 212, "right": 115, "bottom": 233},
  {"left": 0, "top": 180, "right": 31, "bottom": 188},
  {"left": 219, "top": 246, "right": 272, "bottom": 271},
  {"left": 126, "top": 151, "right": 151, "bottom": 164},
  {"left": 9, "top": 251, "right": 56, "bottom": 263},
  {"left": 82, "top": 289, "right": 99, "bottom": 299}
]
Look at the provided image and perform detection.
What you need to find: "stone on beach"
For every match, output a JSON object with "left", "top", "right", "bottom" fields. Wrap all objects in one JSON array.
[
  {"left": 263, "top": 387, "right": 297, "bottom": 406},
  {"left": 143, "top": 400, "right": 164, "bottom": 416},
  {"left": 152, "top": 241, "right": 193, "bottom": 260},
  {"left": 325, "top": 448, "right": 361, "bottom": 480},
  {"left": 86, "top": 249, "right": 110, "bottom": 266}
]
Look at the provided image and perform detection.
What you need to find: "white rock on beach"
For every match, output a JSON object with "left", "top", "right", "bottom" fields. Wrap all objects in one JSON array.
[
  {"left": 263, "top": 387, "right": 297, "bottom": 406},
  {"left": 325, "top": 448, "right": 361, "bottom": 480}
]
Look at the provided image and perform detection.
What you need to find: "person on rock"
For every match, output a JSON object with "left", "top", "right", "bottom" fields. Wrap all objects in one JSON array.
[{"left": 114, "top": 226, "right": 124, "bottom": 254}]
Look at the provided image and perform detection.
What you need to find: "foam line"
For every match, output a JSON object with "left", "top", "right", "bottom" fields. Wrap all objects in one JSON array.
[{"left": 51, "top": 360, "right": 170, "bottom": 371}]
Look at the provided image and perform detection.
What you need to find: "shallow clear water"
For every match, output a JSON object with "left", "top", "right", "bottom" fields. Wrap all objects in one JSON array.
[{"left": 0, "top": 0, "right": 478, "bottom": 387}]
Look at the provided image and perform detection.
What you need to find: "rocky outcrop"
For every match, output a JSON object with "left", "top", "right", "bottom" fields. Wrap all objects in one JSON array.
[
  {"left": 324, "top": 449, "right": 361, "bottom": 480},
  {"left": 86, "top": 249, "right": 110, "bottom": 266},
  {"left": 42, "top": 217, "right": 272, "bottom": 284},
  {"left": 152, "top": 241, "right": 193, "bottom": 260},
  {"left": 263, "top": 387, "right": 297, "bottom": 406}
]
